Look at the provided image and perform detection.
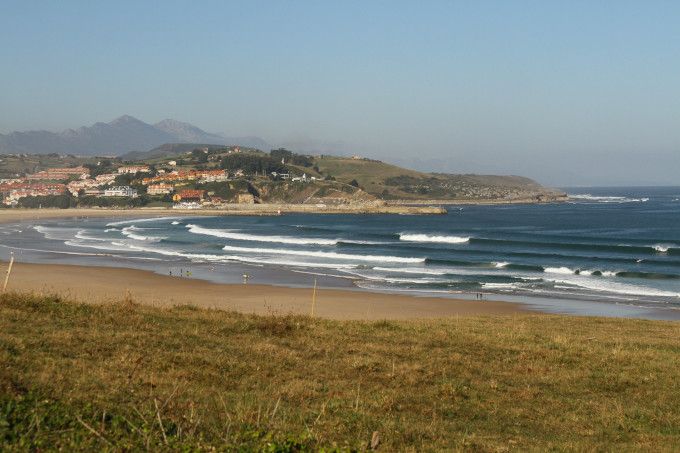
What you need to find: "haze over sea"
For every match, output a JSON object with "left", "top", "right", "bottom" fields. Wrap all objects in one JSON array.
[{"left": 3, "top": 187, "right": 680, "bottom": 319}]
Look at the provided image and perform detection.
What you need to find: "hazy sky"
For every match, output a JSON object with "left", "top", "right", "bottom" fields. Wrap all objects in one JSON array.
[{"left": 1, "top": 1, "right": 679, "bottom": 186}]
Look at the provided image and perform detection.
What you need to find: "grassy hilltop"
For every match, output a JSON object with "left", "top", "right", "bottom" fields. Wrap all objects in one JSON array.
[
  {"left": 1, "top": 292, "right": 679, "bottom": 451},
  {"left": 311, "top": 155, "right": 561, "bottom": 201},
  {"left": 127, "top": 145, "right": 565, "bottom": 203}
]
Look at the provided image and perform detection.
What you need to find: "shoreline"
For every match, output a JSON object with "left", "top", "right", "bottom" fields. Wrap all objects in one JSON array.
[
  {"left": 3, "top": 203, "right": 676, "bottom": 321},
  {"left": 0, "top": 205, "right": 447, "bottom": 223},
  {"left": 387, "top": 195, "right": 569, "bottom": 205},
  {"left": 2, "top": 261, "right": 526, "bottom": 320},
  {"left": 0, "top": 195, "right": 570, "bottom": 224}
]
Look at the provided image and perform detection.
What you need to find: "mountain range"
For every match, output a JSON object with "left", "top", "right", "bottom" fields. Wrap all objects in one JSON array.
[{"left": 0, "top": 116, "right": 271, "bottom": 156}]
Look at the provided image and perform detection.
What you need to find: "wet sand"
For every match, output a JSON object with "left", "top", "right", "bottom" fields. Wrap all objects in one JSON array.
[{"left": 2, "top": 262, "right": 525, "bottom": 320}]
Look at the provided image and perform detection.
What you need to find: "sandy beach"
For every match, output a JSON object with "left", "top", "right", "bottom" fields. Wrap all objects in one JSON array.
[
  {"left": 0, "top": 207, "right": 526, "bottom": 319},
  {"left": 1, "top": 261, "right": 524, "bottom": 320}
]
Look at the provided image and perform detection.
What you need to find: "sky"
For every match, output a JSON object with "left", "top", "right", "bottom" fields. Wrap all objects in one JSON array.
[{"left": 1, "top": 1, "right": 679, "bottom": 186}]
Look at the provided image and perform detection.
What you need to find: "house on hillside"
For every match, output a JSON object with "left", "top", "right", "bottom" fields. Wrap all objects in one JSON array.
[
  {"left": 26, "top": 166, "right": 90, "bottom": 181},
  {"left": 117, "top": 165, "right": 150, "bottom": 174},
  {"left": 95, "top": 173, "right": 117, "bottom": 184},
  {"left": 147, "top": 184, "right": 174, "bottom": 195},
  {"left": 291, "top": 173, "right": 308, "bottom": 182},
  {"left": 174, "top": 189, "right": 206, "bottom": 203},
  {"left": 103, "top": 186, "right": 138, "bottom": 197}
]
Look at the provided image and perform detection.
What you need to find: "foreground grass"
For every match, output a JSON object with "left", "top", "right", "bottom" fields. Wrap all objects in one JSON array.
[{"left": 1, "top": 293, "right": 680, "bottom": 451}]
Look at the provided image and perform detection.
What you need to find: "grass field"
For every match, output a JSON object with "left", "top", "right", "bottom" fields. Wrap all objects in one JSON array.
[{"left": 1, "top": 292, "right": 680, "bottom": 451}]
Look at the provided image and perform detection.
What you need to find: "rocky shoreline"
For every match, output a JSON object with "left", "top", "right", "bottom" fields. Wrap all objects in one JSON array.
[
  {"left": 0, "top": 195, "right": 582, "bottom": 223},
  {"left": 386, "top": 193, "right": 569, "bottom": 206}
]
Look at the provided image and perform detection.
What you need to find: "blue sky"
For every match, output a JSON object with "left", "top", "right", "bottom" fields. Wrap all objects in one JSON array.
[{"left": 1, "top": 1, "right": 679, "bottom": 186}]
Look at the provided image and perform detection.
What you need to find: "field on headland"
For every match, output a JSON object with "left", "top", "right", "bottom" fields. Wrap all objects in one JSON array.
[{"left": 1, "top": 292, "right": 679, "bottom": 451}]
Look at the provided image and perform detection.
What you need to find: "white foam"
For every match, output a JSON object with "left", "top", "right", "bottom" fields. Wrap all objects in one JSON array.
[
  {"left": 544, "top": 266, "right": 575, "bottom": 275},
  {"left": 482, "top": 283, "right": 520, "bottom": 290},
  {"left": 186, "top": 224, "right": 338, "bottom": 245},
  {"left": 342, "top": 269, "right": 447, "bottom": 284},
  {"left": 399, "top": 233, "right": 470, "bottom": 244},
  {"left": 171, "top": 221, "right": 181, "bottom": 225},
  {"left": 64, "top": 240, "right": 133, "bottom": 252},
  {"left": 221, "top": 244, "right": 425, "bottom": 263},
  {"left": 339, "top": 239, "right": 392, "bottom": 245},
  {"left": 74, "top": 230, "right": 112, "bottom": 242},
  {"left": 125, "top": 243, "right": 226, "bottom": 261},
  {"left": 552, "top": 276, "right": 680, "bottom": 298},
  {"left": 373, "top": 266, "right": 447, "bottom": 275},
  {"left": 106, "top": 216, "right": 183, "bottom": 227},
  {"left": 494, "top": 262, "right": 510, "bottom": 268},
  {"left": 653, "top": 244, "right": 671, "bottom": 253},
  {"left": 568, "top": 194, "right": 649, "bottom": 203},
  {"left": 122, "top": 242, "right": 356, "bottom": 269},
  {"left": 121, "top": 226, "right": 167, "bottom": 242},
  {"left": 33, "top": 225, "right": 79, "bottom": 240}
]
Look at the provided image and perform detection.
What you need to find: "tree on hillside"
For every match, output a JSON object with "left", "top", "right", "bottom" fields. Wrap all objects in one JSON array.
[{"left": 220, "top": 154, "right": 286, "bottom": 175}]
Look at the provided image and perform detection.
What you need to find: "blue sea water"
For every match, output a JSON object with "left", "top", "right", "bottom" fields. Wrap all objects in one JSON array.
[{"left": 2, "top": 186, "right": 680, "bottom": 319}]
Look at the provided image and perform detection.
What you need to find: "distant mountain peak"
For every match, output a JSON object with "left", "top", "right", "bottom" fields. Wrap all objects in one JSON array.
[
  {"left": 155, "top": 118, "right": 192, "bottom": 128},
  {"left": 109, "top": 114, "right": 144, "bottom": 125},
  {"left": 0, "top": 116, "right": 271, "bottom": 156}
]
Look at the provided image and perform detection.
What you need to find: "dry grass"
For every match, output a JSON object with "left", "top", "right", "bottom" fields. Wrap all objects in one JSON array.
[{"left": 1, "top": 291, "right": 680, "bottom": 451}]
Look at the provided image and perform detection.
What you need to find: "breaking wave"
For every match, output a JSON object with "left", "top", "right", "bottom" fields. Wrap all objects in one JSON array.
[
  {"left": 121, "top": 226, "right": 167, "bottom": 242},
  {"left": 186, "top": 224, "right": 339, "bottom": 245},
  {"left": 221, "top": 245, "right": 425, "bottom": 263},
  {"left": 106, "top": 216, "right": 182, "bottom": 226},
  {"left": 568, "top": 194, "right": 649, "bottom": 203},
  {"left": 399, "top": 233, "right": 470, "bottom": 244}
]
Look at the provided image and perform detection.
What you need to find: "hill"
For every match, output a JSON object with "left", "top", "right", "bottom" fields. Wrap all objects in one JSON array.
[
  {"left": 116, "top": 146, "right": 563, "bottom": 203},
  {"left": 0, "top": 116, "right": 271, "bottom": 156},
  {"left": 119, "top": 143, "right": 229, "bottom": 161},
  {"left": 306, "top": 155, "right": 564, "bottom": 202},
  {"left": 1, "top": 292, "right": 679, "bottom": 450}
]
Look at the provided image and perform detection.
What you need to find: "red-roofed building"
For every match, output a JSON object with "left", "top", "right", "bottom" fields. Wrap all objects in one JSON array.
[
  {"left": 26, "top": 166, "right": 89, "bottom": 181},
  {"left": 175, "top": 189, "right": 206, "bottom": 202},
  {"left": 147, "top": 183, "right": 174, "bottom": 195}
]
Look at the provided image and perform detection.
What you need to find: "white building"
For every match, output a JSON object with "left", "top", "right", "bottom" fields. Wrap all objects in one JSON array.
[
  {"left": 117, "top": 165, "right": 150, "bottom": 174},
  {"left": 147, "top": 184, "right": 174, "bottom": 195},
  {"left": 95, "top": 173, "right": 117, "bottom": 184},
  {"left": 292, "top": 173, "right": 308, "bottom": 182},
  {"left": 103, "top": 186, "right": 138, "bottom": 197},
  {"left": 84, "top": 188, "right": 104, "bottom": 197}
]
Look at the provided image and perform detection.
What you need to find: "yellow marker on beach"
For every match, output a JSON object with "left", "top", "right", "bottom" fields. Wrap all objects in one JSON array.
[
  {"left": 311, "top": 278, "right": 317, "bottom": 317},
  {"left": 2, "top": 252, "right": 15, "bottom": 293}
]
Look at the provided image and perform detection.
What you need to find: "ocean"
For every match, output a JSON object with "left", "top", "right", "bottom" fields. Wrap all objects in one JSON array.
[{"left": 2, "top": 186, "right": 680, "bottom": 319}]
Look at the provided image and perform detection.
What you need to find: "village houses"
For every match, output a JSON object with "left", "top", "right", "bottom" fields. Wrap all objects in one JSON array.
[
  {"left": 103, "top": 186, "right": 138, "bottom": 198},
  {"left": 147, "top": 183, "right": 174, "bottom": 195},
  {"left": 26, "top": 166, "right": 90, "bottom": 181},
  {"left": 117, "top": 165, "right": 150, "bottom": 174}
]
